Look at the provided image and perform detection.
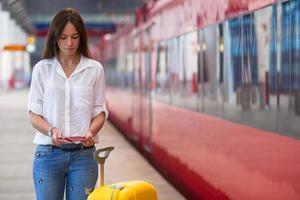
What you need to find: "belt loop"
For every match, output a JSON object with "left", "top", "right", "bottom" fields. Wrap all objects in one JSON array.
[
  {"left": 81, "top": 144, "right": 84, "bottom": 150},
  {"left": 49, "top": 145, "right": 53, "bottom": 152}
]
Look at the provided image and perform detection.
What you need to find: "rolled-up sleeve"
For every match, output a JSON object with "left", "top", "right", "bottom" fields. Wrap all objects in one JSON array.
[
  {"left": 28, "top": 65, "right": 44, "bottom": 115},
  {"left": 93, "top": 64, "right": 108, "bottom": 119}
]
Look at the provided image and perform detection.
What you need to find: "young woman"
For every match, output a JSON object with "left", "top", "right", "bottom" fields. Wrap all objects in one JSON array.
[{"left": 28, "top": 8, "right": 108, "bottom": 200}]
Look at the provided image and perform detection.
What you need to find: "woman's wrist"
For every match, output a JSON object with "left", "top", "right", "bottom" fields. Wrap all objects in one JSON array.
[
  {"left": 47, "top": 126, "right": 56, "bottom": 137},
  {"left": 87, "top": 129, "right": 95, "bottom": 137}
]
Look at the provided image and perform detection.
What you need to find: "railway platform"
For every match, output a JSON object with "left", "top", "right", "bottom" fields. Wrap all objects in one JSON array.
[{"left": 0, "top": 89, "right": 185, "bottom": 200}]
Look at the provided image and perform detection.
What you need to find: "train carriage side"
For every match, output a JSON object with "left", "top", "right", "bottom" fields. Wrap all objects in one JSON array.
[{"left": 101, "top": 0, "right": 300, "bottom": 199}]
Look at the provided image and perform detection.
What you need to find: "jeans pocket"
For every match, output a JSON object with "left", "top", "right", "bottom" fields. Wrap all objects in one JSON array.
[
  {"left": 79, "top": 147, "right": 95, "bottom": 159},
  {"left": 35, "top": 145, "right": 52, "bottom": 159}
]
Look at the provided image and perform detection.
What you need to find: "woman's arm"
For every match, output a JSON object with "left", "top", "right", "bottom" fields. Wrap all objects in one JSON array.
[
  {"left": 89, "top": 112, "right": 106, "bottom": 136},
  {"left": 82, "top": 112, "right": 106, "bottom": 146},
  {"left": 29, "top": 111, "right": 51, "bottom": 135},
  {"left": 29, "top": 111, "right": 63, "bottom": 145}
]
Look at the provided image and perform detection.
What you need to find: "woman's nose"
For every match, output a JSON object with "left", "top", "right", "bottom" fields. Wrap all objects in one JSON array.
[{"left": 67, "top": 37, "right": 73, "bottom": 46}]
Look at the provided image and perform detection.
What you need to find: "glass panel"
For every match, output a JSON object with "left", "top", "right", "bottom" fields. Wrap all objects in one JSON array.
[
  {"left": 246, "top": 6, "right": 278, "bottom": 131},
  {"left": 221, "top": 7, "right": 280, "bottom": 132},
  {"left": 167, "top": 38, "right": 179, "bottom": 105},
  {"left": 126, "top": 52, "right": 134, "bottom": 89},
  {"left": 277, "top": 0, "right": 300, "bottom": 139},
  {"left": 182, "top": 31, "right": 198, "bottom": 111},
  {"left": 197, "top": 29, "right": 204, "bottom": 112},
  {"left": 200, "top": 25, "right": 221, "bottom": 116},
  {"left": 218, "top": 24, "right": 225, "bottom": 118},
  {"left": 239, "top": 13, "right": 259, "bottom": 127},
  {"left": 171, "top": 32, "right": 198, "bottom": 111},
  {"left": 155, "top": 41, "right": 170, "bottom": 103},
  {"left": 222, "top": 17, "right": 243, "bottom": 123},
  {"left": 105, "top": 58, "right": 118, "bottom": 87}
]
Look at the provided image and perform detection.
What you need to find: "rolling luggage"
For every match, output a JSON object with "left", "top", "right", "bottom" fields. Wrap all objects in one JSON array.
[{"left": 87, "top": 146, "right": 158, "bottom": 200}]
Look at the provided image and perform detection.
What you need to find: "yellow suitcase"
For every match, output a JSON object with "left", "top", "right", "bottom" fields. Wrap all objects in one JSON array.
[{"left": 87, "top": 147, "right": 158, "bottom": 200}]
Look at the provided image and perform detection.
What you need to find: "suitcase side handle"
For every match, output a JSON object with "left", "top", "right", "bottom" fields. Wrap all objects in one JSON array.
[{"left": 93, "top": 146, "right": 114, "bottom": 186}]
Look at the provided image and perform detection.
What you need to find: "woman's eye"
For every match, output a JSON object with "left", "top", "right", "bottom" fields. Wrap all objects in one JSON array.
[
  {"left": 59, "top": 36, "right": 67, "bottom": 40},
  {"left": 72, "top": 36, "right": 79, "bottom": 39}
]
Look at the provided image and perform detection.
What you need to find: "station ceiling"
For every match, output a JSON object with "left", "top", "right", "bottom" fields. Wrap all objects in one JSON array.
[{"left": 1, "top": 0, "right": 150, "bottom": 36}]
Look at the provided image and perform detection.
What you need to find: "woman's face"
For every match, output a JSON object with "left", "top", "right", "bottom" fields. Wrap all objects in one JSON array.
[{"left": 57, "top": 22, "right": 80, "bottom": 57}]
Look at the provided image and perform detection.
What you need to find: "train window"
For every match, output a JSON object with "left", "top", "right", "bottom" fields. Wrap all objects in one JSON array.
[
  {"left": 118, "top": 55, "right": 127, "bottom": 89},
  {"left": 223, "top": 17, "right": 241, "bottom": 123},
  {"left": 197, "top": 29, "right": 205, "bottom": 112},
  {"left": 198, "top": 24, "right": 223, "bottom": 117},
  {"left": 155, "top": 32, "right": 199, "bottom": 111},
  {"left": 177, "top": 32, "right": 198, "bottom": 111},
  {"left": 155, "top": 42, "right": 171, "bottom": 104},
  {"left": 105, "top": 58, "right": 118, "bottom": 87},
  {"left": 240, "top": 6, "right": 277, "bottom": 131},
  {"left": 126, "top": 52, "right": 134, "bottom": 89},
  {"left": 221, "top": 1, "right": 300, "bottom": 140},
  {"left": 173, "top": 36, "right": 186, "bottom": 108},
  {"left": 276, "top": 0, "right": 300, "bottom": 139},
  {"left": 167, "top": 38, "right": 179, "bottom": 105}
]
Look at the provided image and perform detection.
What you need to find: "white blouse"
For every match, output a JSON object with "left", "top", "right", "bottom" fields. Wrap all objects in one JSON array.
[{"left": 28, "top": 55, "right": 108, "bottom": 145}]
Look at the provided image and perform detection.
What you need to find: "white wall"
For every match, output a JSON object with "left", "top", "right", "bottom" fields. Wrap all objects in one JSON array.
[{"left": 0, "top": 3, "right": 31, "bottom": 90}]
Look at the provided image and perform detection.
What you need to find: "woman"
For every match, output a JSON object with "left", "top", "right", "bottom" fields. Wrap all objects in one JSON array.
[{"left": 28, "top": 8, "right": 108, "bottom": 200}]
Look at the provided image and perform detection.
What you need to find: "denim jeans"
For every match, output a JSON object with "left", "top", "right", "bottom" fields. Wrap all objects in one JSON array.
[{"left": 33, "top": 145, "right": 98, "bottom": 200}]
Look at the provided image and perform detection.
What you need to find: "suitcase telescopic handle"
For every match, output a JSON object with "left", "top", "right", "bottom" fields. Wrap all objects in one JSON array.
[
  {"left": 93, "top": 146, "right": 114, "bottom": 187},
  {"left": 93, "top": 146, "right": 114, "bottom": 164}
]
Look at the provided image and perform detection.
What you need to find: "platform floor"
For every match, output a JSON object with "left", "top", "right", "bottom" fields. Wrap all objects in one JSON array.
[{"left": 0, "top": 89, "right": 185, "bottom": 200}]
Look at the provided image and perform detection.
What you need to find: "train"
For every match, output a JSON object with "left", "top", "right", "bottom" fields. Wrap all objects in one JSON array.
[{"left": 92, "top": 0, "right": 300, "bottom": 199}]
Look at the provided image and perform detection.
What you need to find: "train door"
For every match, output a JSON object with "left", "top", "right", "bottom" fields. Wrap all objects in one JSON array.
[
  {"left": 140, "top": 27, "right": 153, "bottom": 153},
  {"left": 131, "top": 33, "right": 142, "bottom": 143}
]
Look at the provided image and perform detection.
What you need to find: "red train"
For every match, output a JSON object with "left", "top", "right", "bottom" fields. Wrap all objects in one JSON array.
[{"left": 93, "top": 0, "right": 300, "bottom": 199}]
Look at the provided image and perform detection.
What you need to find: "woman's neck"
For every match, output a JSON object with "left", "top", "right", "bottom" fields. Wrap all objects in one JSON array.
[{"left": 58, "top": 54, "right": 80, "bottom": 66}]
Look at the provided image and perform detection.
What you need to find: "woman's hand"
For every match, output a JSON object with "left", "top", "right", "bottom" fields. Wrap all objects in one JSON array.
[
  {"left": 81, "top": 129, "right": 95, "bottom": 147},
  {"left": 51, "top": 128, "right": 65, "bottom": 146}
]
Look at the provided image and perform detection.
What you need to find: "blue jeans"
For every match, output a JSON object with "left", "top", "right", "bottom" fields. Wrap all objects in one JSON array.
[{"left": 33, "top": 145, "right": 98, "bottom": 200}]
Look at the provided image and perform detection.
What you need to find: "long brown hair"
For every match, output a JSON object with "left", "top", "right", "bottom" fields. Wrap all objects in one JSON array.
[{"left": 43, "top": 8, "right": 91, "bottom": 59}]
